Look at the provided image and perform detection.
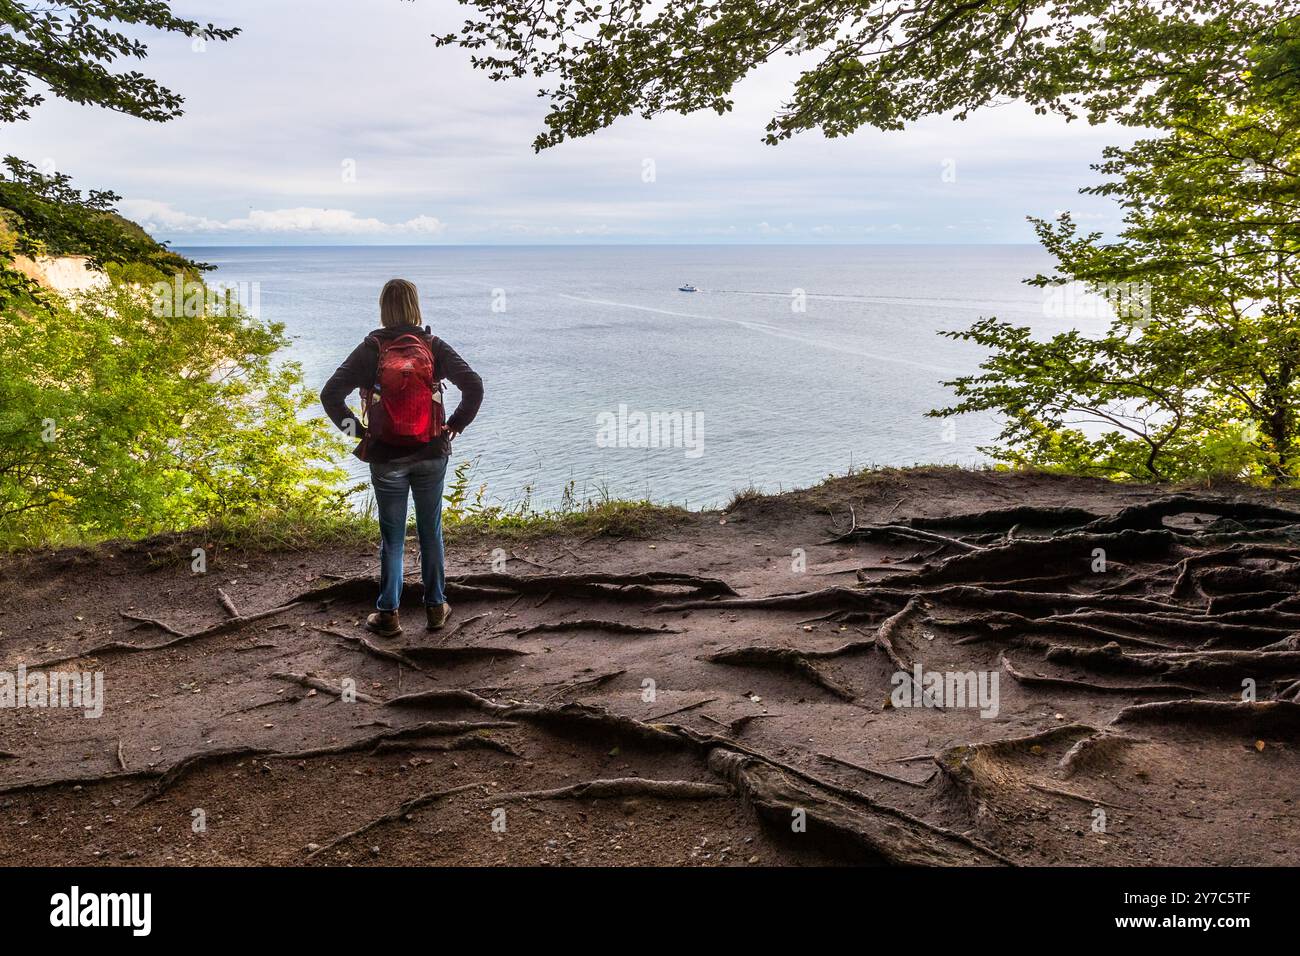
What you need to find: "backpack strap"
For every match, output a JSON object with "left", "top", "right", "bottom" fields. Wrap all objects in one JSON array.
[{"left": 359, "top": 334, "right": 385, "bottom": 418}]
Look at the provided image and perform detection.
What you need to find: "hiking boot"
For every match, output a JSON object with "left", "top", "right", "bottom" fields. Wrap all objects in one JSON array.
[
  {"left": 426, "top": 602, "right": 451, "bottom": 630},
  {"left": 366, "top": 610, "right": 402, "bottom": 637}
]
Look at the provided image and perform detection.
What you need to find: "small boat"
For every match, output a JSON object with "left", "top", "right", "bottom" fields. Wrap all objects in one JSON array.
[{"left": 678, "top": 283, "right": 697, "bottom": 293}]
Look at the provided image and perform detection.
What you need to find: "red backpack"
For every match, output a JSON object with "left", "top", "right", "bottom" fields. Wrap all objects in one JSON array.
[{"left": 361, "top": 331, "right": 445, "bottom": 446}]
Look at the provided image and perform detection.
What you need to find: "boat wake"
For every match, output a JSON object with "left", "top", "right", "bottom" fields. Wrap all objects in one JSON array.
[{"left": 556, "top": 293, "right": 961, "bottom": 375}]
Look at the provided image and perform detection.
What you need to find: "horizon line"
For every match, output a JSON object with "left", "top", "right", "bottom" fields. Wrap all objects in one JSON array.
[{"left": 173, "top": 240, "right": 1045, "bottom": 249}]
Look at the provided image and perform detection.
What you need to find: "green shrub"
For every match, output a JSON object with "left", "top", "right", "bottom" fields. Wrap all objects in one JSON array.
[{"left": 0, "top": 281, "right": 356, "bottom": 545}]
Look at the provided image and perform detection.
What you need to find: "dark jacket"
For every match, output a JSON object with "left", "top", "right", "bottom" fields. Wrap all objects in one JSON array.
[{"left": 321, "top": 325, "right": 484, "bottom": 463}]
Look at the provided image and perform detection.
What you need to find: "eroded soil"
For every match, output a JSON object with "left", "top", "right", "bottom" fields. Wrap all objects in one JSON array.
[{"left": 1, "top": 469, "right": 1296, "bottom": 866}]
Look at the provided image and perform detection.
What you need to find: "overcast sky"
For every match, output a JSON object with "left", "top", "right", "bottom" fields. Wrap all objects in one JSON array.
[{"left": 2, "top": 0, "right": 1140, "bottom": 245}]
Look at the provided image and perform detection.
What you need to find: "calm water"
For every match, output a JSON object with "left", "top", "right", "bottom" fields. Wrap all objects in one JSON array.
[{"left": 185, "top": 245, "right": 1075, "bottom": 509}]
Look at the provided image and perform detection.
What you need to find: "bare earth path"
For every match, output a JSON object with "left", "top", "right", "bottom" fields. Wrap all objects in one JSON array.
[{"left": 1, "top": 469, "right": 1297, "bottom": 866}]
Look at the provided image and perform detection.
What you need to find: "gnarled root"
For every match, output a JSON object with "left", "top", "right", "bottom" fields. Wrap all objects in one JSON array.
[
  {"left": 1000, "top": 653, "right": 1200, "bottom": 697},
  {"left": 707, "top": 749, "right": 1010, "bottom": 866},
  {"left": 702, "top": 641, "right": 874, "bottom": 702},
  {"left": 491, "top": 777, "right": 730, "bottom": 803},
  {"left": 1110, "top": 699, "right": 1300, "bottom": 736},
  {"left": 506, "top": 620, "right": 681, "bottom": 638},
  {"left": 305, "top": 782, "right": 486, "bottom": 861}
]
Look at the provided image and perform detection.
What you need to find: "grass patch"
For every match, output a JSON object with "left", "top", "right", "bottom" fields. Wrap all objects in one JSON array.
[
  {"left": 446, "top": 498, "right": 687, "bottom": 542},
  {"left": 205, "top": 510, "right": 380, "bottom": 551},
  {"left": 440, "top": 458, "right": 688, "bottom": 541},
  {"left": 724, "top": 484, "right": 766, "bottom": 512}
]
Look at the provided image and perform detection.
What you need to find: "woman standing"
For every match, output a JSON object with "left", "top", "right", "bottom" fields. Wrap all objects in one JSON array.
[{"left": 321, "top": 279, "right": 484, "bottom": 637}]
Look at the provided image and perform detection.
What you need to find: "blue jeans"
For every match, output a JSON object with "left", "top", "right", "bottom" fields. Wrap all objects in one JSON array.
[{"left": 370, "top": 456, "right": 449, "bottom": 612}]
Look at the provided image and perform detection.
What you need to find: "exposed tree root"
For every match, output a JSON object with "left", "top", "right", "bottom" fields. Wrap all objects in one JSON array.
[
  {"left": 1058, "top": 730, "right": 1141, "bottom": 778},
  {"left": 656, "top": 583, "right": 1192, "bottom": 619},
  {"left": 449, "top": 584, "right": 519, "bottom": 600},
  {"left": 0, "top": 768, "right": 159, "bottom": 797},
  {"left": 876, "top": 529, "right": 1175, "bottom": 588},
  {"left": 940, "top": 611, "right": 1179, "bottom": 650},
  {"left": 1194, "top": 565, "right": 1300, "bottom": 596},
  {"left": 402, "top": 645, "right": 531, "bottom": 664},
  {"left": 385, "top": 687, "right": 512, "bottom": 713},
  {"left": 460, "top": 570, "right": 737, "bottom": 598},
  {"left": 31, "top": 602, "right": 302, "bottom": 668},
  {"left": 372, "top": 734, "right": 519, "bottom": 757},
  {"left": 939, "top": 724, "right": 1101, "bottom": 765},
  {"left": 300, "top": 571, "right": 737, "bottom": 609},
  {"left": 653, "top": 586, "right": 891, "bottom": 614},
  {"left": 1111, "top": 699, "right": 1300, "bottom": 735},
  {"left": 271, "top": 671, "right": 384, "bottom": 704},
  {"left": 491, "top": 777, "right": 731, "bottom": 803},
  {"left": 304, "top": 782, "right": 486, "bottom": 861},
  {"left": 915, "top": 586, "right": 1188, "bottom": 616},
  {"left": 133, "top": 720, "right": 520, "bottom": 806},
  {"left": 1209, "top": 591, "right": 1295, "bottom": 614},
  {"left": 1043, "top": 643, "right": 1300, "bottom": 687},
  {"left": 120, "top": 612, "right": 186, "bottom": 637},
  {"left": 1174, "top": 523, "right": 1300, "bottom": 546},
  {"left": 1168, "top": 544, "right": 1300, "bottom": 599},
  {"left": 873, "top": 598, "right": 929, "bottom": 700},
  {"left": 816, "top": 563, "right": 916, "bottom": 577},
  {"left": 1206, "top": 606, "right": 1300, "bottom": 628},
  {"left": 827, "top": 522, "right": 981, "bottom": 553},
  {"left": 435, "top": 611, "right": 490, "bottom": 643},
  {"left": 1000, "top": 654, "right": 1201, "bottom": 697},
  {"left": 724, "top": 713, "right": 778, "bottom": 735},
  {"left": 320, "top": 628, "right": 421, "bottom": 670},
  {"left": 816, "top": 751, "right": 931, "bottom": 787},
  {"left": 702, "top": 641, "right": 874, "bottom": 702},
  {"left": 540, "top": 669, "right": 627, "bottom": 701},
  {"left": 506, "top": 619, "right": 681, "bottom": 638},
  {"left": 904, "top": 505, "right": 1104, "bottom": 532},
  {"left": 1025, "top": 781, "right": 1126, "bottom": 809},
  {"left": 275, "top": 722, "right": 518, "bottom": 762},
  {"left": 133, "top": 746, "right": 276, "bottom": 806},
  {"left": 646, "top": 697, "right": 718, "bottom": 722},
  {"left": 1077, "top": 495, "right": 1300, "bottom": 534},
  {"left": 502, "top": 701, "right": 685, "bottom": 746},
  {"left": 706, "top": 749, "right": 1010, "bottom": 866},
  {"left": 1047, "top": 610, "right": 1291, "bottom": 647},
  {"left": 910, "top": 571, "right": 1082, "bottom": 592},
  {"left": 386, "top": 688, "right": 691, "bottom": 748},
  {"left": 381, "top": 684, "right": 1012, "bottom": 863},
  {"left": 936, "top": 724, "right": 1112, "bottom": 820}
]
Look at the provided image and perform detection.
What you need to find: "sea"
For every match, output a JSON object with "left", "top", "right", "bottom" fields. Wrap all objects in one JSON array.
[{"left": 184, "top": 244, "right": 1101, "bottom": 510}]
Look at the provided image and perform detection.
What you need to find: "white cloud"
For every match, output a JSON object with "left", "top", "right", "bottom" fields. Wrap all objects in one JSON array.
[
  {"left": 118, "top": 200, "right": 446, "bottom": 237},
  {"left": 0, "top": 0, "right": 1141, "bottom": 244}
]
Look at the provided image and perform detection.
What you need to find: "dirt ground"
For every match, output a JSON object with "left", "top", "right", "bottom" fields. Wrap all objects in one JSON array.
[{"left": 1, "top": 468, "right": 1296, "bottom": 866}]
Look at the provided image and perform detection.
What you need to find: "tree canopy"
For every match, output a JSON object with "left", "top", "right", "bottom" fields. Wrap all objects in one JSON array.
[
  {"left": 0, "top": 1, "right": 236, "bottom": 286},
  {"left": 0, "top": 281, "right": 353, "bottom": 543},
  {"left": 931, "top": 75, "right": 1300, "bottom": 480},
  {"left": 0, "top": 0, "right": 237, "bottom": 124},
  {"left": 436, "top": 0, "right": 1293, "bottom": 150},
  {"left": 0, "top": 157, "right": 193, "bottom": 273},
  {"left": 0, "top": 5, "right": 357, "bottom": 546}
]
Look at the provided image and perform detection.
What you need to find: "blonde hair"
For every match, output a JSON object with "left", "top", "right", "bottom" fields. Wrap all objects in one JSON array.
[{"left": 379, "top": 278, "right": 422, "bottom": 328}]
